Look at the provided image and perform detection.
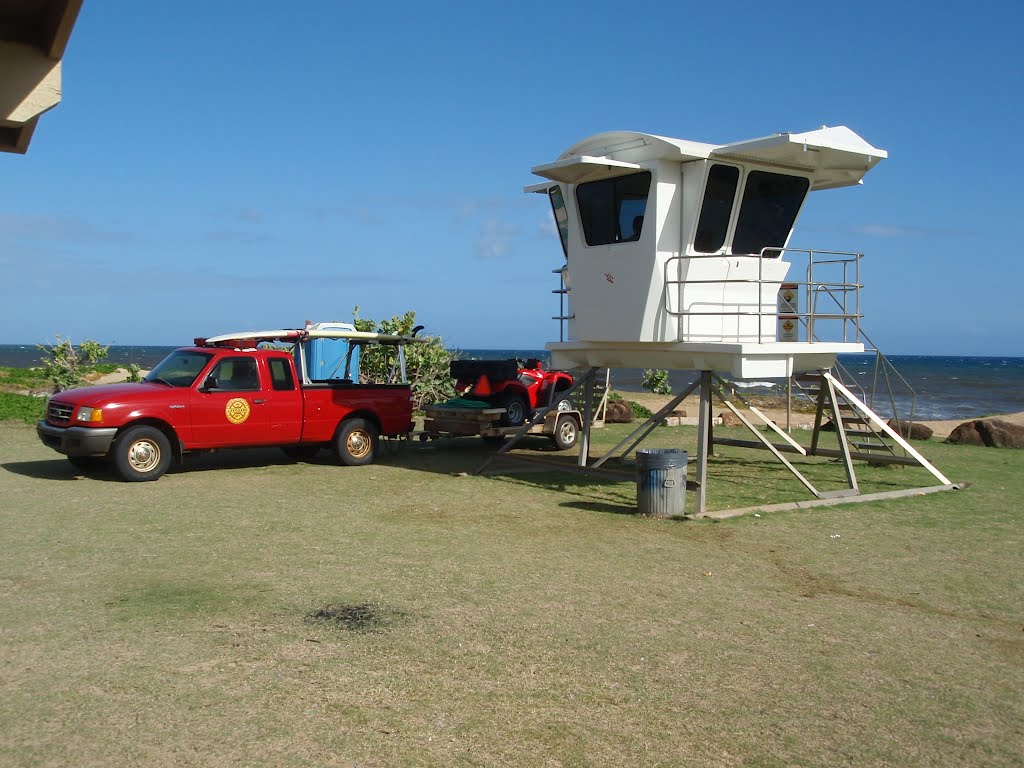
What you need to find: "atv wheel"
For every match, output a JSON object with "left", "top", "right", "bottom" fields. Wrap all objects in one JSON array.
[{"left": 498, "top": 393, "right": 530, "bottom": 427}]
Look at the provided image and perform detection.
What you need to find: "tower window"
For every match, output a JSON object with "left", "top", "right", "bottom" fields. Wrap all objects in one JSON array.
[
  {"left": 732, "top": 171, "right": 809, "bottom": 257},
  {"left": 694, "top": 164, "right": 740, "bottom": 254},
  {"left": 575, "top": 171, "right": 651, "bottom": 246}
]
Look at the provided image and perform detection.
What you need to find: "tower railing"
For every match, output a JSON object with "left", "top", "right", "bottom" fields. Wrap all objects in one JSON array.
[
  {"left": 662, "top": 248, "right": 864, "bottom": 344},
  {"left": 550, "top": 248, "right": 916, "bottom": 423}
]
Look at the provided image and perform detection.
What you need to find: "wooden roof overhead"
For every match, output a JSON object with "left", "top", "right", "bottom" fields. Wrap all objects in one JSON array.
[{"left": 0, "top": 0, "right": 82, "bottom": 154}]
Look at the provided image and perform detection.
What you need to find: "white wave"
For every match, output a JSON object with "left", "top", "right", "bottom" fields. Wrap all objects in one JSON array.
[{"left": 729, "top": 380, "right": 781, "bottom": 390}]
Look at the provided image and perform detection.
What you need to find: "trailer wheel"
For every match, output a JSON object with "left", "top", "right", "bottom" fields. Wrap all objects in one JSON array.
[
  {"left": 551, "top": 415, "right": 579, "bottom": 451},
  {"left": 337, "top": 418, "right": 378, "bottom": 466},
  {"left": 113, "top": 426, "right": 172, "bottom": 481}
]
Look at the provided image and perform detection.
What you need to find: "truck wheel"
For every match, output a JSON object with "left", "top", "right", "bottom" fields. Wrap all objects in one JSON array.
[
  {"left": 552, "top": 415, "right": 579, "bottom": 450},
  {"left": 498, "top": 393, "right": 529, "bottom": 427},
  {"left": 113, "top": 426, "right": 172, "bottom": 481},
  {"left": 337, "top": 418, "right": 378, "bottom": 466}
]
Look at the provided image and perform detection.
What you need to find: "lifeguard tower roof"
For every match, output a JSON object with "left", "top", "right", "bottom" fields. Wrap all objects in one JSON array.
[
  {"left": 528, "top": 125, "right": 887, "bottom": 379},
  {"left": 532, "top": 126, "right": 886, "bottom": 190}
]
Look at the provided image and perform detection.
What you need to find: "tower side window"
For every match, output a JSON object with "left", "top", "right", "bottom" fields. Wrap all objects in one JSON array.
[
  {"left": 732, "top": 171, "right": 810, "bottom": 257},
  {"left": 575, "top": 171, "right": 651, "bottom": 246},
  {"left": 548, "top": 186, "right": 570, "bottom": 257},
  {"left": 694, "top": 164, "right": 739, "bottom": 253}
]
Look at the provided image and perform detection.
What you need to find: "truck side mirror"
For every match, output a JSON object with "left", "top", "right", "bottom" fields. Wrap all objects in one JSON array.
[{"left": 200, "top": 374, "right": 219, "bottom": 392}]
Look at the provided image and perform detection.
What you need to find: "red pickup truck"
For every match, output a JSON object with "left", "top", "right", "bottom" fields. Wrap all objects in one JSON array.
[{"left": 36, "top": 326, "right": 418, "bottom": 481}]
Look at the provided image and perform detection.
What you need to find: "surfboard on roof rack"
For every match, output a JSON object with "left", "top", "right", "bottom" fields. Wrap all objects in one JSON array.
[{"left": 198, "top": 328, "right": 426, "bottom": 347}]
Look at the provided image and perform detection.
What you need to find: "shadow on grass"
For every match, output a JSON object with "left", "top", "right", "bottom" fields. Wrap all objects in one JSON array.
[
  {"left": 559, "top": 499, "right": 638, "bottom": 516},
  {"left": 4, "top": 446, "right": 332, "bottom": 482},
  {"left": 1, "top": 458, "right": 85, "bottom": 480}
]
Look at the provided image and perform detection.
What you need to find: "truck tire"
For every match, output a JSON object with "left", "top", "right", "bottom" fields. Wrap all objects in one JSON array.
[
  {"left": 551, "top": 415, "right": 579, "bottom": 450},
  {"left": 113, "top": 426, "right": 172, "bottom": 482},
  {"left": 337, "top": 418, "right": 378, "bottom": 466},
  {"left": 498, "top": 393, "right": 529, "bottom": 427}
]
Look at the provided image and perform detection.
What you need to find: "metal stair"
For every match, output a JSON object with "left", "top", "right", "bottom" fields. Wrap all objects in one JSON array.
[{"left": 795, "top": 372, "right": 900, "bottom": 460}]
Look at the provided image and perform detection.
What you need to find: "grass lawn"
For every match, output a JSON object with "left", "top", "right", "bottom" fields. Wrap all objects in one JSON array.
[{"left": 1, "top": 419, "right": 1021, "bottom": 766}]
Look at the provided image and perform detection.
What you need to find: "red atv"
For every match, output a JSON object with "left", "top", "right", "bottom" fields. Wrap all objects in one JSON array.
[{"left": 450, "top": 358, "right": 575, "bottom": 427}]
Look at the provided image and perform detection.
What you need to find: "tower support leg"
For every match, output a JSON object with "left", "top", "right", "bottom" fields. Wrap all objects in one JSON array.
[{"left": 693, "top": 371, "right": 713, "bottom": 516}]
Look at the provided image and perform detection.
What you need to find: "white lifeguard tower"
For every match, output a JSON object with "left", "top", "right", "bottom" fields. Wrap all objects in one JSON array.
[{"left": 485, "top": 126, "right": 956, "bottom": 515}]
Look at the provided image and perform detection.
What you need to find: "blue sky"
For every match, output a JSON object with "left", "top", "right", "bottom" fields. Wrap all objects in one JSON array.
[{"left": 3, "top": 0, "right": 1022, "bottom": 355}]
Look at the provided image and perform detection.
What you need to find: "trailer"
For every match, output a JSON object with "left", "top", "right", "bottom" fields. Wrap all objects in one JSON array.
[{"left": 421, "top": 403, "right": 581, "bottom": 450}]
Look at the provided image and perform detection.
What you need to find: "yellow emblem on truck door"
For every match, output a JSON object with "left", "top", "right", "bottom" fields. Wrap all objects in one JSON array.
[{"left": 225, "top": 398, "right": 251, "bottom": 424}]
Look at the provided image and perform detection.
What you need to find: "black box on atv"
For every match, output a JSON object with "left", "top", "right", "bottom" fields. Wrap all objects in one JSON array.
[{"left": 450, "top": 359, "right": 519, "bottom": 383}]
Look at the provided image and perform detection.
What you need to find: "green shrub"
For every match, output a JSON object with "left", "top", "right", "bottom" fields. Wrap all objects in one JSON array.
[
  {"left": 36, "top": 337, "right": 110, "bottom": 392},
  {"left": 641, "top": 369, "right": 671, "bottom": 395},
  {"left": 629, "top": 401, "right": 653, "bottom": 419},
  {"left": 352, "top": 308, "right": 456, "bottom": 410}
]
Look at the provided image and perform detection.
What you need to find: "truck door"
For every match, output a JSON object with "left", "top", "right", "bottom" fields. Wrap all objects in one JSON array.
[
  {"left": 190, "top": 356, "right": 272, "bottom": 447},
  {"left": 265, "top": 354, "right": 303, "bottom": 442}
]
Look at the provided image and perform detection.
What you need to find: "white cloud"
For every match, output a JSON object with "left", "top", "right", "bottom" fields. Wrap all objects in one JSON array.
[
  {"left": 851, "top": 223, "right": 970, "bottom": 238},
  {"left": 474, "top": 218, "right": 520, "bottom": 259}
]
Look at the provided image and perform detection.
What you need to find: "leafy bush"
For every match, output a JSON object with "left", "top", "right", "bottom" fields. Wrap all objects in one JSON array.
[
  {"left": 606, "top": 391, "right": 652, "bottom": 418},
  {"left": 641, "top": 369, "right": 671, "bottom": 396},
  {"left": 352, "top": 308, "right": 455, "bottom": 410},
  {"left": 36, "top": 337, "right": 110, "bottom": 392},
  {"left": 629, "top": 401, "right": 653, "bottom": 419}
]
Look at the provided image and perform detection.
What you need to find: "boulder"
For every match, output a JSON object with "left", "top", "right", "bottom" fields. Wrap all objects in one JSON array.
[
  {"left": 887, "top": 418, "right": 934, "bottom": 440},
  {"left": 718, "top": 411, "right": 742, "bottom": 427},
  {"left": 947, "top": 419, "right": 1024, "bottom": 448},
  {"left": 605, "top": 400, "right": 633, "bottom": 423},
  {"left": 661, "top": 409, "right": 688, "bottom": 427}
]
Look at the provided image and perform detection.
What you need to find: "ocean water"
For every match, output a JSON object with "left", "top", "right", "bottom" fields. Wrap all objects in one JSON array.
[{"left": 4, "top": 344, "right": 1022, "bottom": 422}]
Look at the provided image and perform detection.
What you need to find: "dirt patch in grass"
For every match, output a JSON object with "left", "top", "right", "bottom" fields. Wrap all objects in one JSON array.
[{"left": 304, "top": 602, "right": 403, "bottom": 633}]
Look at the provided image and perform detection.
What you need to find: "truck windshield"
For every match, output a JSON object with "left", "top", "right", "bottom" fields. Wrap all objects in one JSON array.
[{"left": 145, "top": 350, "right": 214, "bottom": 387}]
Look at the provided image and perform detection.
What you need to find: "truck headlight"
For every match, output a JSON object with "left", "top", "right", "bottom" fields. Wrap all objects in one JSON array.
[{"left": 76, "top": 407, "right": 103, "bottom": 423}]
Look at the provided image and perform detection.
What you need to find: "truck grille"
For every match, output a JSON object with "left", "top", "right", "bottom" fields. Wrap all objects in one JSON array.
[{"left": 47, "top": 401, "right": 74, "bottom": 423}]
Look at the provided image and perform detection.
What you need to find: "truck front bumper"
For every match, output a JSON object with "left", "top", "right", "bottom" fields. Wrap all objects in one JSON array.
[{"left": 36, "top": 421, "right": 118, "bottom": 457}]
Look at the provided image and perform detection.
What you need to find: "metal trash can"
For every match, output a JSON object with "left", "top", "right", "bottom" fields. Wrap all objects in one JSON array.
[{"left": 636, "top": 448, "right": 688, "bottom": 517}]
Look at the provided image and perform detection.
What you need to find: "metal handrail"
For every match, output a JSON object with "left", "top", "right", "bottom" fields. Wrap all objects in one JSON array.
[
  {"left": 551, "top": 247, "right": 916, "bottom": 426},
  {"left": 663, "top": 248, "right": 863, "bottom": 344}
]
